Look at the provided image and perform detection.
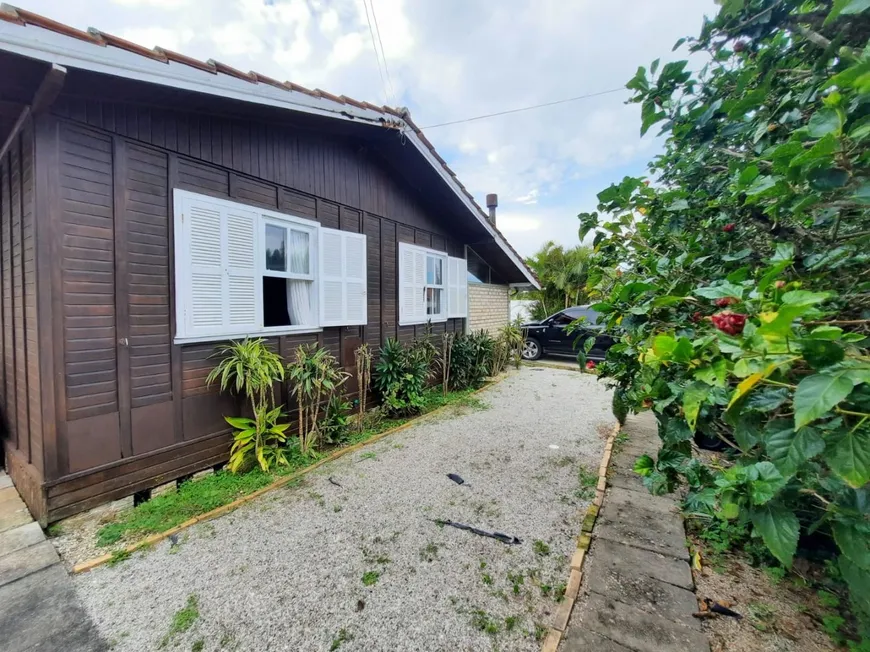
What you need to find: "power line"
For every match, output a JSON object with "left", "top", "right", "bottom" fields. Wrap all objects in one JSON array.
[
  {"left": 362, "top": 0, "right": 389, "bottom": 105},
  {"left": 415, "top": 87, "right": 628, "bottom": 130},
  {"left": 369, "top": 0, "right": 396, "bottom": 105}
]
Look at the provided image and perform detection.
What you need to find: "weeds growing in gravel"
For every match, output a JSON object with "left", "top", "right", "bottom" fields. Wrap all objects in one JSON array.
[
  {"left": 471, "top": 609, "right": 500, "bottom": 636},
  {"left": 361, "top": 571, "right": 380, "bottom": 586},
  {"left": 575, "top": 465, "right": 597, "bottom": 501},
  {"left": 419, "top": 542, "right": 440, "bottom": 562},
  {"left": 159, "top": 595, "right": 199, "bottom": 648},
  {"left": 329, "top": 628, "right": 354, "bottom": 651},
  {"left": 533, "top": 540, "right": 550, "bottom": 557}
]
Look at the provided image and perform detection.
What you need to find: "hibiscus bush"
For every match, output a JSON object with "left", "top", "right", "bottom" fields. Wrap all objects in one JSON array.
[{"left": 581, "top": 0, "right": 870, "bottom": 637}]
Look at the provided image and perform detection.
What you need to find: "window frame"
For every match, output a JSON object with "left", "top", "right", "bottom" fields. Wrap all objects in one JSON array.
[
  {"left": 173, "top": 189, "right": 323, "bottom": 345},
  {"left": 398, "top": 242, "right": 449, "bottom": 326}
]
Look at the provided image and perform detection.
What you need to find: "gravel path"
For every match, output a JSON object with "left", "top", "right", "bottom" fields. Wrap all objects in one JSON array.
[{"left": 74, "top": 367, "right": 612, "bottom": 652}]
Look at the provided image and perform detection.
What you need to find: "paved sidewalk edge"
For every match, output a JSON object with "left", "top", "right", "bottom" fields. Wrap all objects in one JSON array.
[{"left": 540, "top": 420, "right": 619, "bottom": 652}]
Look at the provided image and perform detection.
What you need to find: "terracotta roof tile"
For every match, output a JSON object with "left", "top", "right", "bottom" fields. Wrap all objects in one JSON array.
[
  {"left": 209, "top": 60, "right": 256, "bottom": 82},
  {"left": 315, "top": 89, "right": 345, "bottom": 104},
  {"left": 88, "top": 29, "right": 168, "bottom": 62},
  {"left": 0, "top": 5, "right": 24, "bottom": 25},
  {"left": 155, "top": 47, "right": 216, "bottom": 73},
  {"left": 5, "top": 5, "right": 102, "bottom": 44},
  {"left": 249, "top": 72, "right": 288, "bottom": 91},
  {"left": 0, "top": 3, "right": 537, "bottom": 284}
]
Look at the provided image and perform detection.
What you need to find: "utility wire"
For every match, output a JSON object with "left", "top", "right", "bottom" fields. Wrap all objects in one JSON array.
[
  {"left": 415, "top": 87, "right": 627, "bottom": 130},
  {"left": 369, "top": 0, "right": 396, "bottom": 105},
  {"left": 362, "top": 0, "right": 390, "bottom": 106}
]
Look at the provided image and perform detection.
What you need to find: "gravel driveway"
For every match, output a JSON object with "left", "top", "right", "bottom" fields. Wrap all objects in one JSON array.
[{"left": 74, "top": 367, "right": 612, "bottom": 652}]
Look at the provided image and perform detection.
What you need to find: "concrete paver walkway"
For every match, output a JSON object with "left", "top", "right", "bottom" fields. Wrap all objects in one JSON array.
[
  {"left": 0, "top": 470, "right": 105, "bottom": 652},
  {"left": 559, "top": 413, "right": 710, "bottom": 652}
]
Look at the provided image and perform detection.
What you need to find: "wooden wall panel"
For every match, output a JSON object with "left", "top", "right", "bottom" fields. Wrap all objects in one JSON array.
[
  {"left": 125, "top": 144, "right": 172, "bottom": 409},
  {"left": 10, "top": 140, "right": 27, "bottom": 461},
  {"left": 21, "top": 122, "right": 41, "bottom": 473},
  {"left": 1, "top": 148, "right": 15, "bottom": 448},
  {"left": 364, "top": 214, "right": 381, "bottom": 348},
  {"left": 59, "top": 124, "right": 118, "bottom": 421}
]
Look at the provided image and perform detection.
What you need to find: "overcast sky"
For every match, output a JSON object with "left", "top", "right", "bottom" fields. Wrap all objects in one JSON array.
[{"left": 20, "top": 0, "right": 718, "bottom": 256}]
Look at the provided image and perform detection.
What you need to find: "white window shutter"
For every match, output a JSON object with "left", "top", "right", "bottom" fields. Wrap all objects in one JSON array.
[
  {"left": 448, "top": 256, "right": 468, "bottom": 318},
  {"left": 180, "top": 195, "right": 258, "bottom": 339},
  {"left": 319, "top": 228, "right": 367, "bottom": 327},
  {"left": 399, "top": 242, "right": 427, "bottom": 325},
  {"left": 225, "top": 206, "right": 259, "bottom": 330}
]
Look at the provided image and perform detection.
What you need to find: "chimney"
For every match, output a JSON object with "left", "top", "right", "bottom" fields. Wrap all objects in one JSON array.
[{"left": 486, "top": 193, "right": 498, "bottom": 225}]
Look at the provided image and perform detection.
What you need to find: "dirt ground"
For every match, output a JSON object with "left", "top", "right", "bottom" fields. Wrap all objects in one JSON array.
[{"left": 692, "top": 543, "right": 843, "bottom": 652}]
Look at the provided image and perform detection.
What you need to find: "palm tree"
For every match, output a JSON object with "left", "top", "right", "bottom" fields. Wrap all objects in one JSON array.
[{"left": 523, "top": 242, "right": 593, "bottom": 316}]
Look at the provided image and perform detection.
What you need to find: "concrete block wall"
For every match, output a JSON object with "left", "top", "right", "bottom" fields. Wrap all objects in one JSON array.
[{"left": 468, "top": 283, "right": 510, "bottom": 334}]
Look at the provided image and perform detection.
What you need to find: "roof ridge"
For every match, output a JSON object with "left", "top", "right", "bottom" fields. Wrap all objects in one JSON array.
[{"left": 0, "top": 3, "right": 537, "bottom": 284}]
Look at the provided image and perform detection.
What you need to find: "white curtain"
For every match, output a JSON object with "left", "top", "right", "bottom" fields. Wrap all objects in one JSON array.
[{"left": 286, "top": 230, "right": 312, "bottom": 325}]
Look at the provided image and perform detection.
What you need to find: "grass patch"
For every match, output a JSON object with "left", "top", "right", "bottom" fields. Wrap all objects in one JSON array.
[
  {"left": 159, "top": 595, "right": 199, "bottom": 647},
  {"left": 575, "top": 465, "right": 598, "bottom": 501},
  {"left": 471, "top": 609, "right": 500, "bottom": 635},
  {"left": 329, "top": 628, "right": 354, "bottom": 651},
  {"left": 95, "top": 385, "right": 492, "bottom": 549},
  {"left": 362, "top": 570, "right": 380, "bottom": 586},
  {"left": 533, "top": 540, "right": 551, "bottom": 557},
  {"left": 106, "top": 549, "right": 131, "bottom": 567}
]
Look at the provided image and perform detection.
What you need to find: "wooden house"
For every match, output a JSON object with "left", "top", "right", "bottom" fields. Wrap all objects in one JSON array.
[{"left": 0, "top": 5, "right": 538, "bottom": 524}]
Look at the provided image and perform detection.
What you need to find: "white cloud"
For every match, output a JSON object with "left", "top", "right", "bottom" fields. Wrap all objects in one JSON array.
[
  {"left": 22, "top": 0, "right": 718, "bottom": 257},
  {"left": 514, "top": 189, "right": 539, "bottom": 205}
]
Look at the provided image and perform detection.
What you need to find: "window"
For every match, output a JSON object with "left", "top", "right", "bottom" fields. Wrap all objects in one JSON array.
[
  {"left": 173, "top": 190, "right": 366, "bottom": 343},
  {"left": 466, "top": 247, "right": 490, "bottom": 284},
  {"left": 399, "top": 242, "right": 467, "bottom": 325},
  {"left": 551, "top": 311, "right": 575, "bottom": 327}
]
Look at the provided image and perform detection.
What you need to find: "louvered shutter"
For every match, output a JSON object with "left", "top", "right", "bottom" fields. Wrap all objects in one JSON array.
[
  {"left": 448, "top": 256, "right": 468, "bottom": 318},
  {"left": 319, "top": 228, "right": 367, "bottom": 327},
  {"left": 176, "top": 192, "right": 259, "bottom": 340},
  {"left": 399, "top": 242, "right": 426, "bottom": 325}
]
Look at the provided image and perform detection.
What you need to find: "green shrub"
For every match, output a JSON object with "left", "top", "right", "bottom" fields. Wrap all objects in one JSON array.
[
  {"left": 583, "top": 1, "right": 870, "bottom": 640},
  {"left": 206, "top": 338, "right": 289, "bottom": 473},
  {"left": 612, "top": 389, "right": 629, "bottom": 426},
  {"left": 373, "top": 339, "right": 428, "bottom": 416},
  {"left": 450, "top": 331, "right": 494, "bottom": 390},
  {"left": 321, "top": 395, "right": 353, "bottom": 445}
]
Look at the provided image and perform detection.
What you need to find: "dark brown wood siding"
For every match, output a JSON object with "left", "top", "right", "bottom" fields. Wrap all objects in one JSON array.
[
  {"left": 1, "top": 117, "right": 45, "bottom": 518},
  {"left": 32, "top": 97, "right": 467, "bottom": 522}
]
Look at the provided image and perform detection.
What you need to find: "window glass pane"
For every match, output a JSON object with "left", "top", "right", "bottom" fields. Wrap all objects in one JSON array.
[
  {"left": 265, "top": 224, "right": 286, "bottom": 272},
  {"left": 288, "top": 229, "right": 310, "bottom": 275},
  {"left": 426, "top": 288, "right": 442, "bottom": 315},
  {"left": 467, "top": 248, "right": 490, "bottom": 284},
  {"left": 426, "top": 256, "right": 434, "bottom": 284},
  {"left": 434, "top": 257, "right": 443, "bottom": 285}
]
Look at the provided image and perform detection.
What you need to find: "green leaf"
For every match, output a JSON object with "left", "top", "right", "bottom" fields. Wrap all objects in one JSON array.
[
  {"left": 683, "top": 382, "right": 709, "bottom": 432},
  {"left": 833, "top": 522, "right": 870, "bottom": 571},
  {"left": 634, "top": 454, "right": 655, "bottom": 477},
  {"left": 789, "top": 133, "right": 838, "bottom": 168},
  {"left": 694, "top": 282, "right": 744, "bottom": 300},
  {"left": 749, "top": 461, "right": 787, "bottom": 505},
  {"left": 695, "top": 359, "right": 727, "bottom": 387},
  {"left": 782, "top": 290, "right": 832, "bottom": 306},
  {"left": 807, "top": 108, "right": 842, "bottom": 137},
  {"left": 809, "top": 326, "right": 844, "bottom": 340},
  {"left": 766, "top": 423, "right": 825, "bottom": 478},
  {"left": 794, "top": 372, "right": 855, "bottom": 428},
  {"left": 800, "top": 339, "right": 845, "bottom": 369},
  {"left": 751, "top": 503, "right": 800, "bottom": 567},
  {"left": 746, "top": 387, "right": 789, "bottom": 412},
  {"left": 825, "top": 0, "right": 870, "bottom": 25},
  {"left": 662, "top": 418, "right": 694, "bottom": 445},
  {"left": 807, "top": 167, "right": 850, "bottom": 190},
  {"left": 825, "top": 426, "right": 870, "bottom": 488},
  {"left": 745, "top": 174, "right": 778, "bottom": 196},
  {"left": 731, "top": 411, "right": 762, "bottom": 451}
]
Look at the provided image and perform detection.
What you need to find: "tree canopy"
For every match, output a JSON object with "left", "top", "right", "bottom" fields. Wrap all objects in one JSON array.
[{"left": 523, "top": 241, "right": 593, "bottom": 319}]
